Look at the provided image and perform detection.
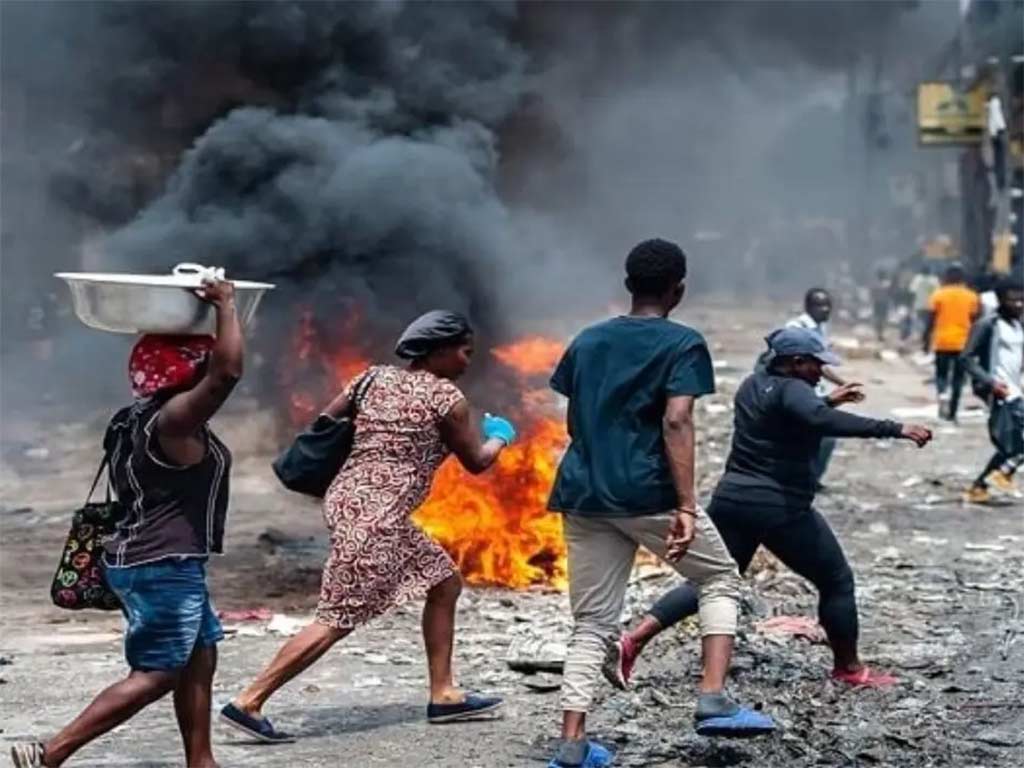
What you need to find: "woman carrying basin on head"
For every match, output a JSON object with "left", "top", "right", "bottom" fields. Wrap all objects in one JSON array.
[
  {"left": 222, "top": 310, "right": 517, "bottom": 742},
  {"left": 11, "top": 277, "right": 242, "bottom": 768}
]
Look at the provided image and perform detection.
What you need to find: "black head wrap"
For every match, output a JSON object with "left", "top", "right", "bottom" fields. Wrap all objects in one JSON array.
[{"left": 394, "top": 310, "right": 473, "bottom": 360}]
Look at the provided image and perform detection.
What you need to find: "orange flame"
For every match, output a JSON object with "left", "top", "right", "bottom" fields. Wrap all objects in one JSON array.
[
  {"left": 491, "top": 336, "right": 565, "bottom": 376},
  {"left": 414, "top": 415, "right": 567, "bottom": 588},
  {"left": 417, "top": 334, "right": 568, "bottom": 588}
]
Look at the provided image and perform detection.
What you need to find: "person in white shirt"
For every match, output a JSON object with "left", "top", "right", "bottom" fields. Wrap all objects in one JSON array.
[
  {"left": 785, "top": 288, "right": 849, "bottom": 486},
  {"left": 988, "top": 94, "right": 1007, "bottom": 190},
  {"left": 908, "top": 267, "right": 941, "bottom": 343},
  {"left": 963, "top": 279, "right": 1024, "bottom": 502}
]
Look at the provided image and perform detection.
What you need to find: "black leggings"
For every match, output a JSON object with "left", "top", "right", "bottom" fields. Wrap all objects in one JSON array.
[
  {"left": 934, "top": 352, "right": 966, "bottom": 420},
  {"left": 649, "top": 498, "right": 858, "bottom": 644}
]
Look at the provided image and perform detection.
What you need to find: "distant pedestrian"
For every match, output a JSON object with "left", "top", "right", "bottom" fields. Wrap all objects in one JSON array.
[
  {"left": 908, "top": 266, "right": 940, "bottom": 345},
  {"left": 784, "top": 288, "right": 849, "bottom": 486},
  {"left": 963, "top": 279, "right": 1024, "bottom": 503},
  {"left": 870, "top": 268, "right": 893, "bottom": 342},
  {"left": 923, "top": 263, "right": 981, "bottom": 421}
]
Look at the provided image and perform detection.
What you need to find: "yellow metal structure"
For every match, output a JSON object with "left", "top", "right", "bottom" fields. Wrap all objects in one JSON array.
[{"left": 917, "top": 82, "right": 987, "bottom": 145}]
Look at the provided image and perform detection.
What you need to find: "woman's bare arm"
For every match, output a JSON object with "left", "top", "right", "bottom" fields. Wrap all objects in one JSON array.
[
  {"left": 440, "top": 400, "right": 504, "bottom": 474},
  {"left": 157, "top": 280, "right": 243, "bottom": 464}
]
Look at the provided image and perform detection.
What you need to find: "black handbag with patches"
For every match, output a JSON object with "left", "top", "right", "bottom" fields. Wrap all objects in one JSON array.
[
  {"left": 272, "top": 370, "right": 378, "bottom": 498},
  {"left": 50, "top": 454, "right": 125, "bottom": 611}
]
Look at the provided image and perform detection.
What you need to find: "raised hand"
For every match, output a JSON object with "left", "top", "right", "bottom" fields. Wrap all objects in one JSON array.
[
  {"left": 827, "top": 382, "right": 866, "bottom": 407},
  {"left": 194, "top": 278, "right": 235, "bottom": 308}
]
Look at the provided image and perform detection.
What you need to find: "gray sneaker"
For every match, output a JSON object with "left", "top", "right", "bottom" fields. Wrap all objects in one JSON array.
[{"left": 10, "top": 742, "right": 46, "bottom": 768}]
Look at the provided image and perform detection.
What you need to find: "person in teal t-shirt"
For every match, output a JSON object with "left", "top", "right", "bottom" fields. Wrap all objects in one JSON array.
[{"left": 545, "top": 239, "right": 774, "bottom": 768}]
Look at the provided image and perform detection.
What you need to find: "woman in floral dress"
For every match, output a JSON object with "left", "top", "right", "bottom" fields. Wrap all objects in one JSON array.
[{"left": 223, "top": 311, "right": 517, "bottom": 741}]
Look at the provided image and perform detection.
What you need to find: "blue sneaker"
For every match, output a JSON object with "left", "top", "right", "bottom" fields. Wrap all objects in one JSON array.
[
  {"left": 548, "top": 740, "right": 613, "bottom": 767},
  {"left": 695, "top": 706, "right": 776, "bottom": 737}
]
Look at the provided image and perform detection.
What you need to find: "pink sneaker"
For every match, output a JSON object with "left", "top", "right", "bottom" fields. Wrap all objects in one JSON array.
[
  {"left": 602, "top": 634, "right": 639, "bottom": 690},
  {"left": 831, "top": 666, "right": 898, "bottom": 688}
]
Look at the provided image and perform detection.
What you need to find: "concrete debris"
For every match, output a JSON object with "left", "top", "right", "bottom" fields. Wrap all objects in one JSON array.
[{"left": 506, "top": 636, "right": 567, "bottom": 674}]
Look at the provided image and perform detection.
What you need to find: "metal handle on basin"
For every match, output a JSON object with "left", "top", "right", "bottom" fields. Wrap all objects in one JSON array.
[{"left": 172, "top": 263, "right": 226, "bottom": 282}]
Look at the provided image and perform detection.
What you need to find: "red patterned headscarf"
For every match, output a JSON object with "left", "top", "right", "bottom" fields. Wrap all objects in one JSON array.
[{"left": 128, "top": 334, "right": 214, "bottom": 399}]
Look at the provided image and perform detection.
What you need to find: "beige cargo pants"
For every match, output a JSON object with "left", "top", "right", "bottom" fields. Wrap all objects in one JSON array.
[{"left": 560, "top": 509, "right": 740, "bottom": 712}]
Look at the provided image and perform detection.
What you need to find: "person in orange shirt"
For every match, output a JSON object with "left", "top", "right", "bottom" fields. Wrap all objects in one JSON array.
[{"left": 923, "top": 263, "right": 980, "bottom": 421}]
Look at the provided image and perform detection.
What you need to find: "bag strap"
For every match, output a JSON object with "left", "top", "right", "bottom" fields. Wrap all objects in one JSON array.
[
  {"left": 351, "top": 368, "right": 380, "bottom": 415},
  {"left": 85, "top": 453, "right": 111, "bottom": 505}
]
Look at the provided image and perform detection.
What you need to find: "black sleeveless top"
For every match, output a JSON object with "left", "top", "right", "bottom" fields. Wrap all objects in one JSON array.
[{"left": 102, "top": 399, "right": 231, "bottom": 568}]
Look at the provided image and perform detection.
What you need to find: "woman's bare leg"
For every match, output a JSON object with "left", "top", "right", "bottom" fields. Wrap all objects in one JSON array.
[
  {"left": 174, "top": 644, "right": 218, "bottom": 768},
  {"left": 422, "top": 573, "right": 463, "bottom": 703},
  {"left": 233, "top": 622, "right": 350, "bottom": 715},
  {"left": 42, "top": 670, "right": 177, "bottom": 766}
]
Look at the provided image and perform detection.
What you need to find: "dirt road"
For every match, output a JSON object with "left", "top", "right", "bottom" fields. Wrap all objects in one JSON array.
[{"left": 2, "top": 302, "right": 1021, "bottom": 767}]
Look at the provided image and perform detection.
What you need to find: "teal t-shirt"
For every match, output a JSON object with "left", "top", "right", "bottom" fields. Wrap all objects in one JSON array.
[{"left": 547, "top": 316, "right": 715, "bottom": 517}]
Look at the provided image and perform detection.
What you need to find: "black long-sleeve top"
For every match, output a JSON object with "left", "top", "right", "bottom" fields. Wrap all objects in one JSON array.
[{"left": 713, "top": 371, "right": 903, "bottom": 508}]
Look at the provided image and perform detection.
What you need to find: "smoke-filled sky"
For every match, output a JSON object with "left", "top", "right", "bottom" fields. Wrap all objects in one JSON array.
[{"left": 1, "top": 0, "right": 966, "bottom": 414}]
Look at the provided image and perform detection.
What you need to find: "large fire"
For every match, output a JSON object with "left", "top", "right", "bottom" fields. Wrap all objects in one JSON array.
[
  {"left": 285, "top": 318, "right": 569, "bottom": 589},
  {"left": 415, "top": 337, "right": 569, "bottom": 589}
]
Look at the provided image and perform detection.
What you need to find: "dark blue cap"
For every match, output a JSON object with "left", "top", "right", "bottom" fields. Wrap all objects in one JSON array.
[{"left": 764, "top": 327, "right": 840, "bottom": 365}]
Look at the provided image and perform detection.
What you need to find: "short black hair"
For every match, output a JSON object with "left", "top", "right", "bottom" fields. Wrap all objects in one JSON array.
[
  {"left": 804, "top": 287, "right": 831, "bottom": 306},
  {"left": 996, "top": 276, "right": 1024, "bottom": 301},
  {"left": 625, "top": 238, "right": 687, "bottom": 297},
  {"left": 944, "top": 263, "right": 966, "bottom": 283}
]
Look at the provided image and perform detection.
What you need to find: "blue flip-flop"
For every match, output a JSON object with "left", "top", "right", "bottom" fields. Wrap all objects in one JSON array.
[
  {"left": 695, "top": 706, "right": 776, "bottom": 737},
  {"left": 547, "top": 740, "right": 613, "bottom": 768},
  {"left": 219, "top": 702, "right": 295, "bottom": 744},
  {"left": 427, "top": 693, "right": 503, "bottom": 724}
]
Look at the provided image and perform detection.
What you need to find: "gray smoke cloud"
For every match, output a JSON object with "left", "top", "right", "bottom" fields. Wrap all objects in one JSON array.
[
  {"left": 2, "top": 0, "right": 964, "bottom": 420},
  {"left": 55, "top": 1, "right": 530, "bottom": 342},
  {"left": 509, "top": 1, "right": 961, "bottom": 301},
  {"left": 2, "top": 0, "right": 536, "bottom": 417}
]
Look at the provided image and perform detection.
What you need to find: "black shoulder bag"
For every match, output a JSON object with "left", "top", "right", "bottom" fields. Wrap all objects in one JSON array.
[
  {"left": 50, "top": 454, "right": 125, "bottom": 611},
  {"left": 272, "top": 370, "right": 378, "bottom": 498}
]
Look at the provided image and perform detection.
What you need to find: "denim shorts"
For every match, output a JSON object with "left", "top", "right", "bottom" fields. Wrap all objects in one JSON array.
[{"left": 104, "top": 558, "right": 224, "bottom": 672}]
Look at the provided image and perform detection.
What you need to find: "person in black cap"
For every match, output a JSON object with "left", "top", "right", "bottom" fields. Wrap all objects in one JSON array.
[{"left": 602, "top": 327, "right": 933, "bottom": 692}]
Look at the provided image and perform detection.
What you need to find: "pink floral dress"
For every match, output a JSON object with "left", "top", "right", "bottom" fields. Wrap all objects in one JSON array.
[{"left": 315, "top": 365, "right": 463, "bottom": 629}]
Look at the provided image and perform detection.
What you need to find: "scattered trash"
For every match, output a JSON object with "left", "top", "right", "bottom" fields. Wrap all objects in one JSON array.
[
  {"left": 267, "top": 613, "right": 307, "bottom": 636},
  {"left": 218, "top": 608, "right": 273, "bottom": 622},
  {"left": 891, "top": 406, "right": 939, "bottom": 420},
  {"left": 352, "top": 675, "right": 384, "bottom": 689},
  {"left": 963, "top": 543, "right": 1007, "bottom": 553},
  {"left": 753, "top": 616, "right": 827, "bottom": 644},
  {"left": 506, "top": 636, "right": 566, "bottom": 673}
]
